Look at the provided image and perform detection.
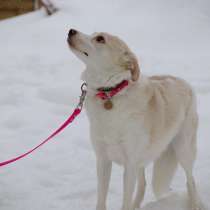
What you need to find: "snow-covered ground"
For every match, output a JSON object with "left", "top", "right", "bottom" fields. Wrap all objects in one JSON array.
[{"left": 0, "top": 1, "right": 210, "bottom": 210}]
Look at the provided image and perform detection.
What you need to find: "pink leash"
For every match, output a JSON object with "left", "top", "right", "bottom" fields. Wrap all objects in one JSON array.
[{"left": 0, "top": 83, "right": 87, "bottom": 167}]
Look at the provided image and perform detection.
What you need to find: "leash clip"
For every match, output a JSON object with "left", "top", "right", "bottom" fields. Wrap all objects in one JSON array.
[{"left": 77, "top": 83, "right": 87, "bottom": 109}]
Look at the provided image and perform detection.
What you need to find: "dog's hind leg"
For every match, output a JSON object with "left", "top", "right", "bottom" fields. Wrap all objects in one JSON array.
[
  {"left": 174, "top": 140, "right": 201, "bottom": 210},
  {"left": 152, "top": 144, "right": 178, "bottom": 198},
  {"left": 172, "top": 108, "right": 203, "bottom": 210},
  {"left": 132, "top": 167, "right": 146, "bottom": 210}
]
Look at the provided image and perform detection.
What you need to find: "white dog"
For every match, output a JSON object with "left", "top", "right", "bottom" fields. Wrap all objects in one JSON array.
[{"left": 67, "top": 29, "right": 202, "bottom": 210}]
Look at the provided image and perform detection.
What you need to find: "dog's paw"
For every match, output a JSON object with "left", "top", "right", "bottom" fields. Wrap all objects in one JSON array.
[
  {"left": 96, "top": 204, "right": 106, "bottom": 210},
  {"left": 131, "top": 203, "right": 141, "bottom": 210},
  {"left": 191, "top": 201, "right": 206, "bottom": 210}
]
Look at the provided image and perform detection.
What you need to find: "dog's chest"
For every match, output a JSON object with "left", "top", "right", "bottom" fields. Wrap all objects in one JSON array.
[
  {"left": 87, "top": 97, "right": 130, "bottom": 137},
  {"left": 85, "top": 92, "right": 146, "bottom": 144}
]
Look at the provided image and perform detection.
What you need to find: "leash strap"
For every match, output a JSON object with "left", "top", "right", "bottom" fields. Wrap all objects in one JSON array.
[{"left": 0, "top": 83, "right": 87, "bottom": 168}]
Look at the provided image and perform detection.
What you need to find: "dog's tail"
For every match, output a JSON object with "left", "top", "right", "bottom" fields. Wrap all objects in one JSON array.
[{"left": 152, "top": 144, "right": 178, "bottom": 198}]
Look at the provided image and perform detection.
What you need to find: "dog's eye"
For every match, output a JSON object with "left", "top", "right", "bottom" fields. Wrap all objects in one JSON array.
[{"left": 95, "top": 35, "right": 105, "bottom": 43}]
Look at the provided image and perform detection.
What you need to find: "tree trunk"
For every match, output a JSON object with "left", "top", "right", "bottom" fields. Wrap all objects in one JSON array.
[
  {"left": 40, "top": 0, "right": 58, "bottom": 15},
  {"left": 33, "top": 0, "right": 40, "bottom": 10}
]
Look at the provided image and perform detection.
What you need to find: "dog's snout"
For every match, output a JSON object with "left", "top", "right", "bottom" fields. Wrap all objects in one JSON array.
[{"left": 68, "top": 29, "right": 77, "bottom": 37}]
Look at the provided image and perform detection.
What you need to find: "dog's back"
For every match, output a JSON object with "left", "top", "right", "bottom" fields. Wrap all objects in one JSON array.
[{"left": 148, "top": 75, "right": 198, "bottom": 199}]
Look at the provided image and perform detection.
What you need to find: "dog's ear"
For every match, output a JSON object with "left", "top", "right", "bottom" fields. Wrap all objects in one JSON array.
[
  {"left": 123, "top": 52, "right": 140, "bottom": 81},
  {"left": 129, "top": 54, "right": 140, "bottom": 81}
]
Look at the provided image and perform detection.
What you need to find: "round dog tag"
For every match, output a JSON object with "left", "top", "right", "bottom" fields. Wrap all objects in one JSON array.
[{"left": 104, "top": 100, "right": 113, "bottom": 110}]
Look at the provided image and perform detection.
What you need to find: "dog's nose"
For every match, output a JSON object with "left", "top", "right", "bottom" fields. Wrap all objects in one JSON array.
[{"left": 68, "top": 29, "right": 77, "bottom": 37}]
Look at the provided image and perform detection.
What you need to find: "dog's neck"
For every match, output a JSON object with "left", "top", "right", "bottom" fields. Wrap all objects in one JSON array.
[{"left": 81, "top": 65, "right": 132, "bottom": 93}]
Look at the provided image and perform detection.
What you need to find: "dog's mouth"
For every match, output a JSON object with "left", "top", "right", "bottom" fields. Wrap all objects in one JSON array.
[
  {"left": 71, "top": 46, "right": 89, "bottom": 57},
  {"left": 67, "top": 38, "right": 89, "bottom": 57},
  {"left": 75, "top": 49, "right": 89, "bottom": 57},
  {"left": 83, "top": 51, "right": 88, "bottom": 56},
  {"left": 77, "top": 49, "right": 88, "bottom": 57},
  {"left": 69, "top": 44, "right": 89, "bottom": 57}
]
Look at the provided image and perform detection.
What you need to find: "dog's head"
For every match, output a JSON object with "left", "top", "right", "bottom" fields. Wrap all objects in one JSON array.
[{"left": 67, "top": 29, "right": 140, "bottom": 88}]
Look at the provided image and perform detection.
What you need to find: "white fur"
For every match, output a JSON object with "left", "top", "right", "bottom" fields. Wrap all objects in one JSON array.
[{"left": 68, "top": 30, "right": 202, "bottom": 210}]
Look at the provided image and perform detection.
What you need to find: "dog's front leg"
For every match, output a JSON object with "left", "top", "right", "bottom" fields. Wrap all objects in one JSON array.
[
  {"left": 96, "top": 157, "right": 112, "bottom": 210},
  {"left": 122, "top": 164, "right": 136, "bottom": 210}
]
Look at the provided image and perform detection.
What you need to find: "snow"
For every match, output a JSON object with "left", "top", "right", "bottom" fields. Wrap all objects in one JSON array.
[{"left": 0, "top": 1, "right": 210, "bottom": 210}]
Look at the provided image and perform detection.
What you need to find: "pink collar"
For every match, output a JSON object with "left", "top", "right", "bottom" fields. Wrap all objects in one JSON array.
[{"left": 96, "top": 80, "right": 129, "bottom": 100}]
